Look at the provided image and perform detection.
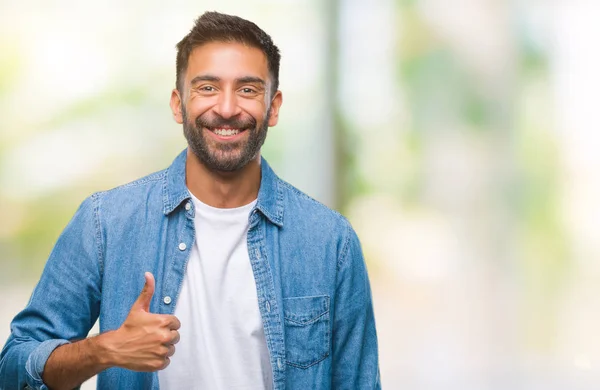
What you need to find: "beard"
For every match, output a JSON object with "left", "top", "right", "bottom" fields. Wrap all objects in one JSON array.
[{"left": 182, "top": 107, "right": 270, "bottom": 172}]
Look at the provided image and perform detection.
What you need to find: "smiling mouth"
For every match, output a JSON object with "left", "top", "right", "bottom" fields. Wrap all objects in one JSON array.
[{"left": 206, "top": 127, "right": 248, "bottom": 137}]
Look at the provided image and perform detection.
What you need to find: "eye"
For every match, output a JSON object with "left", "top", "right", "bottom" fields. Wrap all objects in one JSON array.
[
  {"left": 201, "top": 86, "right": 215, "bottom": 92},
  {"left": 241, "top": 87, "right": 256, "bottom": 94}
]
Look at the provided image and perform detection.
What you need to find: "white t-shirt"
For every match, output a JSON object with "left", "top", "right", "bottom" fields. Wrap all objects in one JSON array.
[{"left": 158, "top": 193, "right": 272, "bottom": 389}]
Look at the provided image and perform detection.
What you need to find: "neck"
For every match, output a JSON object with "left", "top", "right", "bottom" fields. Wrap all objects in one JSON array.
[{"left": 185, "top": 148, "right": 261, "bottom": 208}]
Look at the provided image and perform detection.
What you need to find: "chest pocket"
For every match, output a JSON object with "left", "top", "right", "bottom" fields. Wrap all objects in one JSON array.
[{"left": 283, "top": 295, "right": 330, "bottom": 369}]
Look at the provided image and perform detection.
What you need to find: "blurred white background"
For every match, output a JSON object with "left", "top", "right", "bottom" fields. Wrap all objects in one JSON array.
[{"left": 2, "top": 0, "right": 600, "bottom": 388}]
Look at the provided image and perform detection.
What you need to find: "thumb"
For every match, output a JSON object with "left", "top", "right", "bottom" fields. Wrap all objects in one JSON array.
[{"left": 133, "top": 272, "right": 155, "bottom": 312}]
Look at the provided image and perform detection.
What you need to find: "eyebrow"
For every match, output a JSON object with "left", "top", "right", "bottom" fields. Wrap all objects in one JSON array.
[
  {"left": 236, "top": 76, "right": 266, "bottom": 86},
  {"left": 190, "top": 75, "right": 220, "bottom": 85},
  {"left": 190, "top": 75, "right": 266, "bottom": 87}
]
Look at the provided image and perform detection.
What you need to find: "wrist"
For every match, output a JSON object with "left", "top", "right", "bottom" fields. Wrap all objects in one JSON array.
[{"left": 91, "top": 330, "right": 119, "bottom": 369}]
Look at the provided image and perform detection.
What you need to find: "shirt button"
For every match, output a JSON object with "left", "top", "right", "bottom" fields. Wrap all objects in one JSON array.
[
  {"left": 163, "top": 296, "right": 172, "bottom": 304},
  {"left": 178, "top": 242, "right": 187, "bottom": 251},
  {"left": 266, "top": 301, "right": 271, "bottom": 312},
  {"left": 185, "top": 202, "right": 191, "bottom": 211},
  {"left": 277, "top": 358, "right": 283, "bottom": 370},
  {"left": 255, "top": 248, "right": 261, "bottom": 259}
]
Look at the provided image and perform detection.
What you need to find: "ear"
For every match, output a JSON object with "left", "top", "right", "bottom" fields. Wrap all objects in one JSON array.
[
  {"left": 170, "top": 89, "right": 184, "bottom": 124},
  {"left": 267, "top": 90, "right": 283, "bottom": 127}
]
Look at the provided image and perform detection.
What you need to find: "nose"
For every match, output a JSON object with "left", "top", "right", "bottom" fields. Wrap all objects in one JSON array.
[{"left": 213, "top": 90, "right": 242, "bottom": 119}]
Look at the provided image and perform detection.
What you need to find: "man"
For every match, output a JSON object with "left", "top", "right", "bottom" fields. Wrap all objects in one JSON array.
[{"left": 0, "top": 11, "right": 380, "bottom": 390}]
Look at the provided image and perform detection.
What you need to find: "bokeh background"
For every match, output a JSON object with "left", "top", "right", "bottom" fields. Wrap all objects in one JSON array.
[{"left": 2, "top": 0, "right": 600, "bottom": 388}]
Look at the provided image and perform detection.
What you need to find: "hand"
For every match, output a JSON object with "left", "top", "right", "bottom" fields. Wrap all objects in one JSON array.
[{"left": 101, "top": 272, "right": 181, "bottom": 371}]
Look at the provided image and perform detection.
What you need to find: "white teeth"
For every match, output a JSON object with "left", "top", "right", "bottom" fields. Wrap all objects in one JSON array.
[{"left": 213, "top": 128, "right": 240, "bottom": 136}]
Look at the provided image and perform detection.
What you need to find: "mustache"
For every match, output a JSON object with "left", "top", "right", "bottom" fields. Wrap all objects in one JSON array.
[{"left": 195, "top": 114, "right": 257, "bottom": 130}]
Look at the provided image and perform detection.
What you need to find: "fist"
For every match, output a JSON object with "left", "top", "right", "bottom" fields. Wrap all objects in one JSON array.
[{"left": 104, "top": 272, "right": 181, "bottom": 371}]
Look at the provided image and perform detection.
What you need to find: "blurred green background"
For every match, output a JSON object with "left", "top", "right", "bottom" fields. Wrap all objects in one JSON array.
[{"left": 2, "top": 0, "right": 600, "bottom": 388}]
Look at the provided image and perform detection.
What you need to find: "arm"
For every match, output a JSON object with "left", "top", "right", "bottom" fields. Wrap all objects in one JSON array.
[
  {"left": 331, "top": 223, "right": 381, "bottom": 389},
  {"left": 0, "top": 195, "right": 102, "bottom": 390},
  {"left": 0, "top": 196, "right": 180, "bottom": 389},
  {"left": 40, "top": 335, "right": 110, "bottom": 390},
  {"left": 42, "top": 273, "right": 180, "bottom": 390}
]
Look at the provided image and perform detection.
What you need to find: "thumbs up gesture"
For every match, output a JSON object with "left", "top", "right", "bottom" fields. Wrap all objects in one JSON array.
[{"left": 101, "top": 272, "right": 181, "bottom": 371}]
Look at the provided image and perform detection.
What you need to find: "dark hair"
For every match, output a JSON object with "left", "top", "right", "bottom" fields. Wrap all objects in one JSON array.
[{"left": 176, "top": 11, "right": 281, "bottom": 97}]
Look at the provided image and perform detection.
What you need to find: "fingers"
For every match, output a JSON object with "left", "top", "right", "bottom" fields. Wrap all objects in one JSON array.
[
  {"left": 157, "top": 314, "right": 180, "bottom": 330},
  {"left": 170, "top": 330, "right": 180, "bottom": 345},
  {"left": 161, "top": 357, "right": 171, "bottom": 370},
  {"left": 157, "top": 346, "right": 174, "bottom": 371},
  {"left": 167, "top": 315, "right": 181, "bottom": 331},
  {"left": 133, "top": 272, "right": 155, "bottom": 312},
  {"left": 167, "top": 344, "right": 176, "bottom": 357},
  {"left": 161, "top": 330, "right": 179, "bottom": 345}
]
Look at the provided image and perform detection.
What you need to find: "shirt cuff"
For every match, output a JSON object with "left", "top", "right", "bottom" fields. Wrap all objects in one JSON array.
[{"left": 25, "top": 339, "right": 70, "bottom": 390}]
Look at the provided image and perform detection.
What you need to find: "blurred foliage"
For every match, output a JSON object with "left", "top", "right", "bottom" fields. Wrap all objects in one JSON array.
[
  {"left": 390, "top": 0, "right": 567, "bottom": 351},
  {"left": 2, "top": 3, "right": 597, "bottom": 387},
  {"left": 0, "top": 1, "right": 570, "bottom": 304}
]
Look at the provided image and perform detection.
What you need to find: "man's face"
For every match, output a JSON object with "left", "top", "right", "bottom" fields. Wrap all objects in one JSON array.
[{"left": 171, "top": 42, "right": 282, "bottom": 172}]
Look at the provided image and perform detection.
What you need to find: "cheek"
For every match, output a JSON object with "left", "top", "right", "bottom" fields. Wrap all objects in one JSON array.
[
  {"left": 186, "top": 97, "right": 215, "bottom": 118},
  {"left": 239, "top": 100, "right": 267, "bottom": 120}
]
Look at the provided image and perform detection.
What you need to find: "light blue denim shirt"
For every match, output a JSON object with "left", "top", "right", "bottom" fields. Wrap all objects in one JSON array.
[{"left": 0, "top": 150, "right": 381, "bottom": 390}]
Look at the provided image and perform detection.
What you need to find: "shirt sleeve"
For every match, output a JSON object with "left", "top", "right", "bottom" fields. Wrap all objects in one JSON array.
[
  {"left": 331, "top": 222, "right": 382, "bottom": 389},
  {"left": 0, "top": 194, "right": 103, "bottom": 390}
]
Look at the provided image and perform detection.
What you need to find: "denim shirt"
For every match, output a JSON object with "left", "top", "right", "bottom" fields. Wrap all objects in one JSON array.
[{"left": 0, "top": 150, "right": 381, "bottom": 390}]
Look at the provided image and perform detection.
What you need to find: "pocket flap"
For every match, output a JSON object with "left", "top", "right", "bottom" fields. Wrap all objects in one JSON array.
[{"left": 283, "top": 295, "right": 329, "bottom": 325}]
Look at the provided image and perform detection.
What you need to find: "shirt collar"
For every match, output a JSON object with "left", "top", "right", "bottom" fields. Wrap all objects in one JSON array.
[{"left": 162, "top": 149, "right": 284, "bottom": 227}]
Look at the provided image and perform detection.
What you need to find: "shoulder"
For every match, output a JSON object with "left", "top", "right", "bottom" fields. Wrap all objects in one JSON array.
[
  {"left": 277, "top": 177, "right": 353, "bottom": 241},
  {"left": 92, "top": 168, "right": 167, "bottom": 205},
  {"left": 275, "top": 177, "right": 365, "bottom": 272},
  {"left": 79, "top": 168, "right": 169, "bottom": 227},
  {"left": 97, "top": 169, "right": 166, "bottom": 197}
]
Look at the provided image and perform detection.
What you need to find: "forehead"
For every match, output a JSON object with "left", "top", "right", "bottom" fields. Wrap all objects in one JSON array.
[{"left": 185, "top": 42, "right": 269, "bottom": 82}]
